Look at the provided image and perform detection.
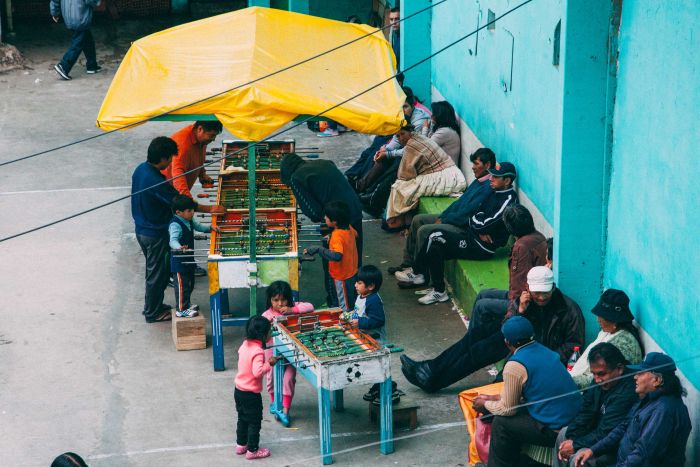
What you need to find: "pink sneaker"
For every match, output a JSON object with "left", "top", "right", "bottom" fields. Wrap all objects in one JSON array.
[
  {"left": 246, "top": 447, "right": 271, "bottom": 459},
  {"left": 235, "top": 444, "right": 247, "bottom": 455}
]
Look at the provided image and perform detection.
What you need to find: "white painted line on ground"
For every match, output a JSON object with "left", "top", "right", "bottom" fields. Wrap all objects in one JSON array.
[
  {"left": 86, "top": 420, "right": 464, "bottom": 460},
  {"left": 0, "top": 186, "right": 130, "bottom": 196}
]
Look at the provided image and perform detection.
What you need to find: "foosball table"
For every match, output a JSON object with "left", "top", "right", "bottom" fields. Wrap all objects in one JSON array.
[
  {"left": 272, "top": 309, "right": 394, "bottom": 464},
  {"left": 208, "top": 139, "right": 307, "bottom": 371}
]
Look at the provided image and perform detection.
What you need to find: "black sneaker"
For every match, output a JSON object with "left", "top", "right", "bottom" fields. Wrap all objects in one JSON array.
[
  {"left": 54, "top": 63, "right": 71, "bottom": 80},
  {"left": 86, "top": 65, "right": 103, "bottom": 74},
  {"left": 194, "top": 265, "right": 207, "bottom": 277},
  {"left": 168, "top": 277, "right": 174, "bottom": 288}
]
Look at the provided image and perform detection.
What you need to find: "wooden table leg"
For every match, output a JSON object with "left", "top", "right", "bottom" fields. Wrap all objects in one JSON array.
[
  {"left": 379, "top": 377, "right": 394, "bottom": 454},
  {"left": 318, "top": 387, "right": 333, "bottom": 464}
]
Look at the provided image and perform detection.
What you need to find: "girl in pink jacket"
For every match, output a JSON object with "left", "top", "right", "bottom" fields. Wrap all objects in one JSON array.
[
  {"left": 234, "top": 316, "right": 278, "bottom": 460},
  {"left": 262, "top": 281, "right": 314, "bottom": 427}
]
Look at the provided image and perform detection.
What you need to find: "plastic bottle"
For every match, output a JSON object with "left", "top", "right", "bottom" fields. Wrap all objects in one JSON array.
[{"left": 567, "top": 346, "right": 581, "bottom": 372}]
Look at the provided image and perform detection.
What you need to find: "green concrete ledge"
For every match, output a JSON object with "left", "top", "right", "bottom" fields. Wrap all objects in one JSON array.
[{"left": 417, "top": 197, "right": 510, "bottom": 316}]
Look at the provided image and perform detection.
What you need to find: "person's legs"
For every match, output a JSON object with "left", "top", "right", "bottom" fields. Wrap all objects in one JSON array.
[
  {"left": 136, "top": 233, "right": 170, "bottom": 321},
  {"left": 282, "top": 366, "right": 297, "bottom": 409},
  {"left": 59, "top": 29, "right": 87, "bottom": 74},
  {"left": 402, "top": 214, "right": 439, "bottom": 266},
  {"left": 429, "top": 331, "right": 509, "bottom": 390},
  {"left": 470, "top": 289, "right": 510, "bottom": 335},
  {"left": 81, "top": 28, "right": 97, "bottom": 70},
  {"left": 488, "top": 410, "right": 558, "bottom": 467},
  {"left": 234, "top": 388, "right": 251, "bottom": 447},
  {"left": 244, "top": 392, "right": 263, "bottom": 452},
  {"left": 334, "top": 276, "right": 357, "bottom": 312},
  {"left": 345, "top": 135, "right": 390, "bottom": 180}
]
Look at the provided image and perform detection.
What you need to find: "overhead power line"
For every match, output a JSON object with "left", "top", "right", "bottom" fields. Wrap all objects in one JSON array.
[{"left": 0, "top": 0, "right": 534, "bottom": 244}]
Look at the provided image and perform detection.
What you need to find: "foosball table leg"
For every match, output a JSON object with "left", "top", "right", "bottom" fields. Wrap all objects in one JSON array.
[
  {"left": 272, "top": 348, "right": 284, "bottom": 416},
  {"left": 379, "top": 377, "right": 395, "bottom": 455},
  {"left": 317, "top": 387, "right": 333, "bottom": 465},
  {"left": 332, "top": 389, "right": 344, "bottom": 412},
  {"left": 210, "top": 289, "right": 225, "bottom": 371}
]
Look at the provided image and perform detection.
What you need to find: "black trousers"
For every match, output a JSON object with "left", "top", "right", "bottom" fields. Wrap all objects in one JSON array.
[
  {"left": 136, "top": 233, "right": 170, "bottom": 321},
  {"left": 414, "top": 228, "right": 493, "bottom": 292},
  {"left": 487, "top": 409, "right": 558, "bottom": 467},
  {"left": 344, "top": 135, "right": 391, "bottom": 181},
  {"left": 235, "top": 388, "right": 263, "bottom": 452},
  {"left": 470, "top": 289, "right": 510, "bottom": 331},
  {"left": 172, "top": 271, "right": 195, "bottom": 312},
  {"left": 428, "top": 316, "right": 509, "bottom": 390}
]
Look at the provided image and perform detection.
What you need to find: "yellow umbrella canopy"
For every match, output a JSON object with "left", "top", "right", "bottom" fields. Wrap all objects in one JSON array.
[{"left": 96, "top": 7, "right": 405, "bottom": 140}]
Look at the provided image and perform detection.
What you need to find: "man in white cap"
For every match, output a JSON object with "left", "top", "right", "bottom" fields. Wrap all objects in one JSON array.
[{"left": 401, "top": 266, "right": 585, "bottom": 392}]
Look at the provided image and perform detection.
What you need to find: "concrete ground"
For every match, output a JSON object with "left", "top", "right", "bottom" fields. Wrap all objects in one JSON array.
[{"left": 1, "top": 18, "right": 491, "bottom": 466}]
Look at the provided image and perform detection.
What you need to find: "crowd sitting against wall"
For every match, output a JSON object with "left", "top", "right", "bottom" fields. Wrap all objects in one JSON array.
[{"left": 131, "top": 82, "right": 692, "bottom": 463}]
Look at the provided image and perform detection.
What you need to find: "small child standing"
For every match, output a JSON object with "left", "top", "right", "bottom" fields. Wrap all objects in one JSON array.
[
  {"left": 346, "top": 265, "right": 387, "bottom": 344},
  {"left": 262, "top": 281, "right": 314, "bottom": 427},
  {"left": 169, "top": 194, "right": 216, "bottom": 318},
  {"left": 234, "top": 316, "right": 278, "bottom": 460},
  {"left": 304, "top": 200, "right": 358, "bottom": 311},
  {"left": 347, "top": 265, "right": 400, "bottom": 402}
]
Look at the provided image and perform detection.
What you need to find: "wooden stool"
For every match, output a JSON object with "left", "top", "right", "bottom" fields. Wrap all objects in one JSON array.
[
  {"left": 171, "top": 311, "right": 206, "bottom": 350},
  {"left": 369, "top": 397, "right": 419, "bottom": 430}
]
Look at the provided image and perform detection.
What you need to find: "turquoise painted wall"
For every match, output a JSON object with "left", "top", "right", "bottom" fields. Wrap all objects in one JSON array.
[
  {"left": 431, "top": 0, "right": 564, "bottom": 224},
  {"left": 604, "top": 1, "right": 700, "bottom": 388}
]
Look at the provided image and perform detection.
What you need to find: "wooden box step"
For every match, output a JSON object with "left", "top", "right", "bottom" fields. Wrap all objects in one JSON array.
[
  {"left": 171, "top": 311, "right": 206, "bottom": 351},
  {"left": 368, "top": 397, "right": 419, "bottom": 430}
]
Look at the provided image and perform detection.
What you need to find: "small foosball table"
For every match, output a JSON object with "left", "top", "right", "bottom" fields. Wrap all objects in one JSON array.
[{"left": 272, "top": 309, "right": 394, "bottom": 464}]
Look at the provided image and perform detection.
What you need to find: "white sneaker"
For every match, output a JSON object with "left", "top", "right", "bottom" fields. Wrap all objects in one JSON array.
[
  {"left": 395, "top": 271, "right": 425, "bottom": 285},
  {"left": 189, "top": 304, "right": 200, "bottom": 311},
  {"left": 176, "top": 307, "right": 199, "bottom": 318},
  {"left": 418, "top": 290, "right": 449, "bottom": 305},
  {"left": 393, "top": 267, "right": 413, "bottom": 279}
]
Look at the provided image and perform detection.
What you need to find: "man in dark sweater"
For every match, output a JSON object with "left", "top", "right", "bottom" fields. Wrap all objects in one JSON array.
[
  {"left": 131, "top": 136, "right": 224, "bottom": 323},
  {"left": 573, "top": 353, "right": 691, "bottom": 467},
  {"left": 396, "top": 162, "right": 519, "bottom": 305},
  {"left": 280, "top": 154, "right": 363, "bottom": 306},
  {"left": 401, "top": 266, "right": 585, "bottom": 392},
  {"left": 554, "top": 343, "right": 638, "bottom": 467},
  {"left": 387, "top": 147, "right": 495, "bottom": 276}
]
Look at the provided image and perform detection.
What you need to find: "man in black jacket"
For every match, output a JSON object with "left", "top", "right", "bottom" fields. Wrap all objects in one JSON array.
[
  {"left": 280, "top": 154, "right": 363, "bottom": 306},
  {"left": 396, "top": 162, "right": 518, "bottom": 305},
  {"left": 401, "top": 266, "right": 585, "bottom": 392},
  {"left": 554, "top": 343, "right": 638, "bottom": 467}
]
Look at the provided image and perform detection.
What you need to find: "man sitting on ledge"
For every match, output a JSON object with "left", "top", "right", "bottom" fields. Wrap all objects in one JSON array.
[
  {"left": 401, "top": 266, "right": 585, "bottom": 392},
  {"left": 396, "top": 162, "right": 519, "bottom": 305}
]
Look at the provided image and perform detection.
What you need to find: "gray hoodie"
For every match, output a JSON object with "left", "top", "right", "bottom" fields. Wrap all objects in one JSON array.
[{"left": 50, "top": 0, "right": 101, "bottom": 31}]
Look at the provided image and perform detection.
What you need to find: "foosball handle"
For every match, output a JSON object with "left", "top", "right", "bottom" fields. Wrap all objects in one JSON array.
[{"left": 389, "top": 347, "right": 404, "bottom": 353}]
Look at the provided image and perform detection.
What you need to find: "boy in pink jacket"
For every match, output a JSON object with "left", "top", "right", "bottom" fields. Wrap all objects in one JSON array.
[
  {"left": 262, "top": 281, "right": 314, "bottom": 427},
  {"left": 234, "top": 316, "right": 278, "bottom": 460}
]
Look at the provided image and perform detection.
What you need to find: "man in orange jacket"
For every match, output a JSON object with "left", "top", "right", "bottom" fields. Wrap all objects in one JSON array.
[{"left": 162, "top": 120, "right": 223, "bottom": 198}]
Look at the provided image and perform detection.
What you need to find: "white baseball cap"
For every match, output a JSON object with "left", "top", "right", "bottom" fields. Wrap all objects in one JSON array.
[{"left": 527, "top": 266, "right": 554, "bottom": 292}]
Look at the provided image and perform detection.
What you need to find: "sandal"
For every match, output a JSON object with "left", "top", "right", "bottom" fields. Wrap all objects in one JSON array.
[{"left": 146, "top": 310, "right": 172, "bottom": 323}]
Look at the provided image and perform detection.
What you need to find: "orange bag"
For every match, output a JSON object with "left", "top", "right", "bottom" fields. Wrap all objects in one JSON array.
[{"left": 457, "top": 382, "right": 504, "bottom": 464}]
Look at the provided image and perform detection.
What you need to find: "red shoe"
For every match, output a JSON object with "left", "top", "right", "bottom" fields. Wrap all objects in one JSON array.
[
  {"left": 235, "top": 444, "right": 247, "bottom": 455},
  {"left": 246, "top": 447, "right": 271, "bottom": 459}
]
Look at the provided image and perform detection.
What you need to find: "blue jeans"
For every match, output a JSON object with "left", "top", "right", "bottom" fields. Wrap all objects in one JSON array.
[{"left": 60, "top": 28, "right": 97, "bottom": 73}]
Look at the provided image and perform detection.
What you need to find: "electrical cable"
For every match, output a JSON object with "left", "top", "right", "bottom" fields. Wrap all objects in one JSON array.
[
  {"left": 0, "top": 0, "right": 447, "bottom": 168},
  {"left": 0, "top": 0, "right": 534, "bottom": 244}
]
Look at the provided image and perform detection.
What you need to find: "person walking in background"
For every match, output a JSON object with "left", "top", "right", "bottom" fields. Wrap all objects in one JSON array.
[{"left": 50, "top": 0, "right": 102, "bottom": 80}]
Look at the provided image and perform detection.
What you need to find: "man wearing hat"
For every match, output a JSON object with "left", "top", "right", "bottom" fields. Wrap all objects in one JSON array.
[
  {"left": 397, "top": 161, "right": 519, "bottom": 305},
  {"left": 401, "top": 266, "right": 585, "bottom": 392},
  {"left": 573, "top": 352, "right": 692, "bottom": 467},
  {"left": 471, "top": 316, "right": 581, "bottom": 467}
]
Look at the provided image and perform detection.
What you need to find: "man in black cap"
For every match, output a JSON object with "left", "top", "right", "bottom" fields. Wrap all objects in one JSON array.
[
  {"left": 396, "top": 162, "right": 519, "bottom": 305},
  {"left": 554, "top": 342, "right": 638, "bottom": 467},
  {"left": 573, "top": 352, "right": 692, "bottom": 467},
  {"left": 471, "top": 316, "right": 581, "bottom": 467},
  {"left": 280, "top": 154, "right": 363, "bottom": 306}
]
